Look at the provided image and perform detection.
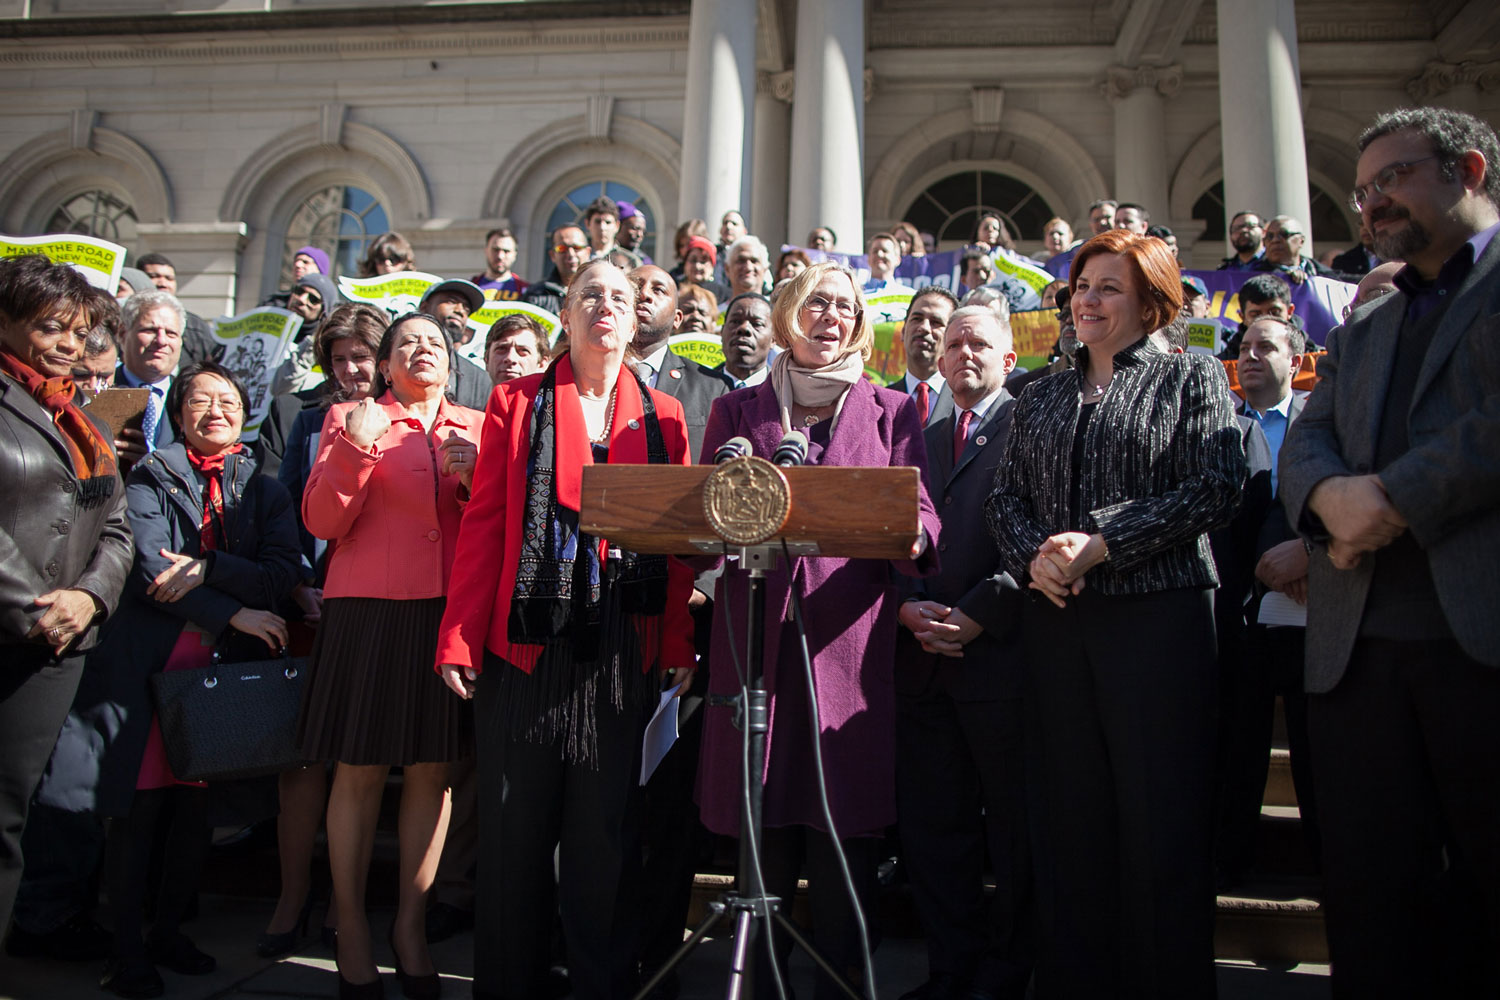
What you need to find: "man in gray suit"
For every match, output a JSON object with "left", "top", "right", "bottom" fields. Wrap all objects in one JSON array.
[
  {"left": 1279, "top": 107, "right": 1500, "bottom": 997},
  {"left": 895, "top": 305, "right": 1031, "bottom": 1000}
]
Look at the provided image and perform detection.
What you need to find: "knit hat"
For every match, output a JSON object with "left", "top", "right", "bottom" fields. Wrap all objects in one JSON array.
[
  {"left": 293, "top": 271, "right": 340, "bottom": 310},
  {"left": 293, "top": 245, "right": 332, "bottom": 275},
  {"left": 117, "top": 266, "right": 152, "bottom": 297},
  {"left": 617, "top": 200, "right": 640, "bottom": 220},
  {"left": 685, "top": 236, "right": 717, "bottom": 266}
]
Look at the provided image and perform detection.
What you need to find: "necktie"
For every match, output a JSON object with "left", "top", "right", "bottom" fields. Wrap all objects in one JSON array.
[
  {"left": 954, "top": 408, "right": 973, "bottom": 460},
  {"left": 635, "top": 361, "right": 654, "bottom": 388},
  {"left": 141, "top": 387, "right": 162, "bottom": 453},
  {"left": 915, "top": 381, "right": 930, "bottom": 424}
]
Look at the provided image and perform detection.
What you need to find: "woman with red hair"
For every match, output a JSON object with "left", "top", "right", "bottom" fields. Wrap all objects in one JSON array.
[{"left": 986, "top": 229, "right": 1245, "bottom": 997}]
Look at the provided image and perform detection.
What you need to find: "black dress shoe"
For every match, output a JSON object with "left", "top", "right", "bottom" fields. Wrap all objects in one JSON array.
[
  {"left": 100, "top": 958, "right": 165, "bottom": 999},
  {"left": 4, "top": 914, "right": 112, "bottom": 961},
  {"left": 339, "top": 972, "right": 386, "bottom": 999},
  {"left": 388, "top": 927, "right": 441, "bottom": 999},
  {"left": 146, "top": 933, "right": 216, "bottom": 975},
  {"left": 423, "top": 902, "right": 474, "bottom": 944}
]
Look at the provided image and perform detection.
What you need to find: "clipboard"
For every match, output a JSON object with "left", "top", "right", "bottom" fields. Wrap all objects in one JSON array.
[{"left": 87, "top": 387, "right": 149, "bottom": 442}]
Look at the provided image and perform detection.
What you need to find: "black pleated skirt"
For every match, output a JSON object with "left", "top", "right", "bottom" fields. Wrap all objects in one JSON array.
[{"left": 295, "top": 596, "right": 473, "bottom": 765}]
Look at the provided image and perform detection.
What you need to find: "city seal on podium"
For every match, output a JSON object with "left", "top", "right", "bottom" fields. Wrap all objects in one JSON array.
[{"left": 702, "top": 455, "right": 791, "bottom": 546}]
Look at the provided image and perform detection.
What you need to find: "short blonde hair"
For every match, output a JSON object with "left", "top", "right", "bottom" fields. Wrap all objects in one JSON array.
[{"left": 769, "top": 260, "right": 873, "bottom": 362}]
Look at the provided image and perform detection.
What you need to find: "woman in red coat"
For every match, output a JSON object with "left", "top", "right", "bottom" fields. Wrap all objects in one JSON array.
[
  {"left": 436, "top": 259, "right": 694, "bottom": 1000},
  {"left": 297, "top": 312, "right": 483, "bottom": 999}
]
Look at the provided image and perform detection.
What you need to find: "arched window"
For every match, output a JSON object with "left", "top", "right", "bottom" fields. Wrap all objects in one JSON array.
[
  {"left": 280, "top": 183, "right": 389, "bottom": 285},
  {"left": 542, "top": 180, "right": 655, "bottom": 272},
  {"left": 902, "top": 170, "right": 1054, "bottom": 249},
  {"left": 1193, "top": 180, "right": 1353, "bottom": 247},
  {"left": 45, "top": 189, "right": 139, "bottom": 253}
]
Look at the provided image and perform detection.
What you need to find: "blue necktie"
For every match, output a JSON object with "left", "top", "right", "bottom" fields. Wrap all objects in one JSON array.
[{"left": 141, "top": 387, "right": 162, "bottom": 452}]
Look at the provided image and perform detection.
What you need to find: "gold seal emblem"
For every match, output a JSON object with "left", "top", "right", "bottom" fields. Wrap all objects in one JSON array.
[{"left": 702, "top": 456, "right": 791, "bottom": 546}]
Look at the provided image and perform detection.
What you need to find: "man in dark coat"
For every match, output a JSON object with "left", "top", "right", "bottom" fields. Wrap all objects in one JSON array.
[
  {"left": 895, "top": 305, "right": 1033, "bottom": 1000},
  {"left": 1279, "top": 106, "right": 1500, "bottom": 997}
]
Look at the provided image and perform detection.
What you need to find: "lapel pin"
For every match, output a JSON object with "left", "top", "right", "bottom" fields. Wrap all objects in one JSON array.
[
  {"left": 669, "top": 369, "right": 682, "bottom": 379},
  {"left": 974, "top": 435, "right": 988, "bottom": 447},
  {"left": 627, "top": 418, "right": 640, "bottom": 430}
]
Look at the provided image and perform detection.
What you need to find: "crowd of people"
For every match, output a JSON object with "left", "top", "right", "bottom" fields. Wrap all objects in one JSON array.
[{"left": 1, "top": 103, "right": 1497, "bottom": 1000}]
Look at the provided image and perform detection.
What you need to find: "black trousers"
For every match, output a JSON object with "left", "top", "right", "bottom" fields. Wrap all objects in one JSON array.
[
  {"left": 0, "top": 649, "right": 83, "bottom": 929},
  {"left": 1309, "top": 636, "right": 1500, "bottom": 999},
  {"left": 751, "top": 824, "right": 878, "bottom": 1000},
  {"left": 472, "top": 661, "right": 648, "bottom": 1000},
  {"left": 1216, "top": 623, "right": 1319, "bottom": 880},
  {"left": 895, "top": 670, "right": 1033, "bottom": 996},
  {"left": 1023, "top": 587, "right": 1219, "bottom": 1000},
  {"left": 104, "top": 786, "right": 210, "bottom": 963}
]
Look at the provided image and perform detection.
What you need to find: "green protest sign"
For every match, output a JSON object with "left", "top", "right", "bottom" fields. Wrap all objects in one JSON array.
[{"left": 0, "top": 232, "right": 126, "bottom": 292}]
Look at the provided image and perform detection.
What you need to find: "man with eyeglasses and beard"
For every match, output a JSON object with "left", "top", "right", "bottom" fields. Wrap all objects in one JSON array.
[
  {"left": 1219, "top": 212, "right": 1267, "bottom": 271},
  {"left": 1254, "top": 215, "right": 1342, "bottom": 285},
  {"left": 472, "top": 228, "right": 527, "bottom": 301},
  {"left": 1279, "top": 106, "right": 1500, "bottom": 998}
]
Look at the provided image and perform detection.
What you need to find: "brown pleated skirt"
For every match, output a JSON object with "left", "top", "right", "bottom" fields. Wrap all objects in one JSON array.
[{"left": 295, "top": 596, "right": 473, "bottom": 765}]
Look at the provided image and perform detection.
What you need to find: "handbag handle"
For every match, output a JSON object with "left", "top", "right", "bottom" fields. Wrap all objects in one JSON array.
[{"left": 207, "top": 646, "right": 299, "bottom": 689}]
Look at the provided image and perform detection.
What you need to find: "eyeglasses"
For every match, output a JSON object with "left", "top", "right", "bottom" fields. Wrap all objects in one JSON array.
[
  {"left": 184, "top": 395, "right": 244, "bottom": 414},
  {"left": 379, "top": 255, "right": 408, "bottom": 266},
  {"left": 1230, "top": 221, "right": 1263, "bottom": 232},
  {"left": 803, "top": 294, "right": 859, "bottom": 320},
  {"left": 294, "top": 289, "right": 323, "bottom": 305},
  {"left": 1348, "top": 155, "right": 1438, "bottom": 212},
  {"left": 1264, "top": 230, "right": 1302, "bottom": 242},
  {"left": 554, "top": 243, "right": 590, "bottom": 254}
]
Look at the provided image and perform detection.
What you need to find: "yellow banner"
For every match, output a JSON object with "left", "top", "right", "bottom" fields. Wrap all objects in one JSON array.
[{"left": 0, "top": 232, "right": 125, "bottom": 292}]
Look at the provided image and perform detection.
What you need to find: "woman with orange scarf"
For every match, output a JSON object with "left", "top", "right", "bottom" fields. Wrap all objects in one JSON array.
[{"left": 0, "top": 255, "right": 132, "bottom": 933}]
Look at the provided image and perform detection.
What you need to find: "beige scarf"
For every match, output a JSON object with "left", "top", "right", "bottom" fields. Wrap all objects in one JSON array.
[{"left": 770, "top": 347, "right": 865, "bottom": 438}]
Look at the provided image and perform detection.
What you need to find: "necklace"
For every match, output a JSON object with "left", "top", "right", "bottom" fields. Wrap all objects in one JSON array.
[
  {"left": 1082, "top": 373, "right": 1111, "bottom": 399},
  {"left": 581, "top": 384, "right": 618, "bottom": 443},
  {"left": 803, "top": 412, "right": 821, "bottom": 426}
]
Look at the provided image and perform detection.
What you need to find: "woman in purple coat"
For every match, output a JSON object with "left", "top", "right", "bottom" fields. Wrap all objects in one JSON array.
[{"left": 697, "top": 261, "right": 941, "bottom": 997}]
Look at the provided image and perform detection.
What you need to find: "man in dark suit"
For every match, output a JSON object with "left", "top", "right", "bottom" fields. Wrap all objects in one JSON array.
[
  {"left": 1328, "top": 222, "right": 1379, "bottom": 278},
  {"left": 626, "top": 264, "right": 728, "bottom": 996},
  {"left": 1280, "top": 107, "right": 1500, "bottom": 996},
  {"left": 895, "top": 305, "right": 1032, "bottom": 1000},
  {"left": 113, "top": 288, "right": 185, "bottom": 468},
  {"left": 1216, "top": 317, "right": 1318, "bottom": 885},
  {"left": 888, "top": 286, "right": 957, "bottom": 426}
]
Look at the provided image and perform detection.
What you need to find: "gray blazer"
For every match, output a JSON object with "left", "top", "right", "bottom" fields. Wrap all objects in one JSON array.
[{"left": 1279, "top": 233, "right": 1500, "bottom": 688}]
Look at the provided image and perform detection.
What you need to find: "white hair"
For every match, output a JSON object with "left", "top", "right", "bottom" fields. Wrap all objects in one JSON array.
[{"left": 120, "top": 288, "right": 184, "bottom": 332}]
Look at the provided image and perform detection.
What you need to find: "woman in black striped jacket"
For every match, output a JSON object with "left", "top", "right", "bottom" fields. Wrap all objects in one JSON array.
[{"left": 985, "top": 228, "right": 1245, "bottom": 999}]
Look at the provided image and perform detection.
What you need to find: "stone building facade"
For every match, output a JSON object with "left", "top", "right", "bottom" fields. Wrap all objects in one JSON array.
[{"left": 1, "top": 0, "right": 1496, "bottom": 322}]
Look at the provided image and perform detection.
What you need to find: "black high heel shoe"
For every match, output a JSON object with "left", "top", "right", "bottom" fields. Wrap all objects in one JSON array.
[
  {"left": 338, "top": 972, "right": 385, "bottom": 1000},
  {"left": 256, "top": 894, "right": 314, "bottom": 959},
  {"left": 387, "top": 927, "right": 440, "bottom": 1000}
]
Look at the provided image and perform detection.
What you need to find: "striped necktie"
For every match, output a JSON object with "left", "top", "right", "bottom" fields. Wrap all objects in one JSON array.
[{"left": 141, "top": 386, "right": 162, "bottom": 452}]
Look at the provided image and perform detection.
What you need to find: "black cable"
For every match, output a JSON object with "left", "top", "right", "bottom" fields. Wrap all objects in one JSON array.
[
  {"left": 718, "top": 543, "right": 789, "bottom": 1000},
  {"left": 780, "top": 538, "right": 878, "bottom": 999}
]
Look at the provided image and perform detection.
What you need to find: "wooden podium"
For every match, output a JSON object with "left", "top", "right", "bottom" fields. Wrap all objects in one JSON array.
[{"left": 580, "top": 461, "right": 922, "bottom": 559}]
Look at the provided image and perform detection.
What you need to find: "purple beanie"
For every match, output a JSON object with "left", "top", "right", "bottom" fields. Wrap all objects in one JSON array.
[{"left": 293, "top": 245, "right": 331, "bottom": 275}]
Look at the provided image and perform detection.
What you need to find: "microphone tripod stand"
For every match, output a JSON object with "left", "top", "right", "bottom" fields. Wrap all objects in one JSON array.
[{"left": 633, "top": 542, "right": 865, "bottom": 1000}]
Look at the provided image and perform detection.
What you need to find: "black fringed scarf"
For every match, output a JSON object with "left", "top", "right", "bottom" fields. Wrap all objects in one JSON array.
[{"left": 500, "top": 358, "right": 671, "bottom": 764}]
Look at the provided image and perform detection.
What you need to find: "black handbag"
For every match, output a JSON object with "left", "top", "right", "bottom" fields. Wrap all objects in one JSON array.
[{"left": 149, "top": 647, "right": 307, "bottom": 782}]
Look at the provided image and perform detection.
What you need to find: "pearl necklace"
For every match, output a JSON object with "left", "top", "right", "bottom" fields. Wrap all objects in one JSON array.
[{"left": 580, "top": 384, "right": 618, "bottom": 443}]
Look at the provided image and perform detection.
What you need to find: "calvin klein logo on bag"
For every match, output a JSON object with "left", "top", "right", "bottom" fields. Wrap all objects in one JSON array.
[{"left": 239, "top": 674, "right": 262, "bottom": 681}]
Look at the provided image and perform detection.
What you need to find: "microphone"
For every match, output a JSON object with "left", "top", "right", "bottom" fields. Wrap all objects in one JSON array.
[
  {"left": 714, "top": 436, "right": 753, "bottom": 464},
  {"left": 773, "top": 430, "right": 808, "bottom": 468}
]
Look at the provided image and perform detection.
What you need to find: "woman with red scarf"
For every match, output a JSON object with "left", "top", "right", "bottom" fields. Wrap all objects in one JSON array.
[
  {"left": 0, "top": 255, "right": 132, "bottom": 936},
  {"left": 88, "top": 361, "right": 301, "bottom": 997},
  {"left": 436, "top": 258, "right": 695, "bottom": 1000}
]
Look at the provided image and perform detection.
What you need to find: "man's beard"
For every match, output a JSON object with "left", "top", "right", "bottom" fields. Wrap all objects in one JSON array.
[
  {"left": 636, "top": 319, "right": 673, "bottom": 352},
  {"left": 442, "top": 316, "right": 470, "bottom": 345},
  {"left": 1232, "top": 233, "right": 1259, "bottom": 253},
  {"left": 1368, "top": 206, "right": 1431, "bottom": 262}
]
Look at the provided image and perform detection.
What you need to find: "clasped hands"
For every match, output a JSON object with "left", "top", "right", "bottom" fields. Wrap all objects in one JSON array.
[
  {"left": 1307, "top": 474, "right": 1407, "bottom": 570},
  {"left": 1028, "top": 531, "right": 1108, "bottom": 608},
  {"left": 899, "top": 600, "right": 981, "bottom": 657}
]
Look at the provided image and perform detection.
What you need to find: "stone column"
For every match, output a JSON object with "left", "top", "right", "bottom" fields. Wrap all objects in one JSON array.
[
  {"left": 787, "top": 0, "right": 865, "bottom": 253},
  {"left": 1104, "top": 65, "right": 1179, "bottom": 224},
  {"left": 677, "top": 0, "right": 756, "bottom": 227},
  {"left": 1216, "top": 0, "right": 1313, "bottom": 254},
  {"left": 751, "top": 71, "right": 793, "bottom": 246}
]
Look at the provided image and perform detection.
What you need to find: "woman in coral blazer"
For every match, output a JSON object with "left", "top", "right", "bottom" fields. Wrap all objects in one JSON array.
[
  {"left": 296, "top": 311, "right": 483, "bottom": 1000},
  {"left": 436, "top": 259, "right": 694, "bottom": 1000}
]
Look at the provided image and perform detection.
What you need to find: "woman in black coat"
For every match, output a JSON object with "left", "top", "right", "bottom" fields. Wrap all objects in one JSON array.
[
  {"left": 986, "top": 229, "right": 1245, "bottom": 998},
  {"left": 88, "top": 361, "right": 301, "bottom": 997},
  {"left": 0, "top": 256, "right": 132, "bottom": 932}
]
